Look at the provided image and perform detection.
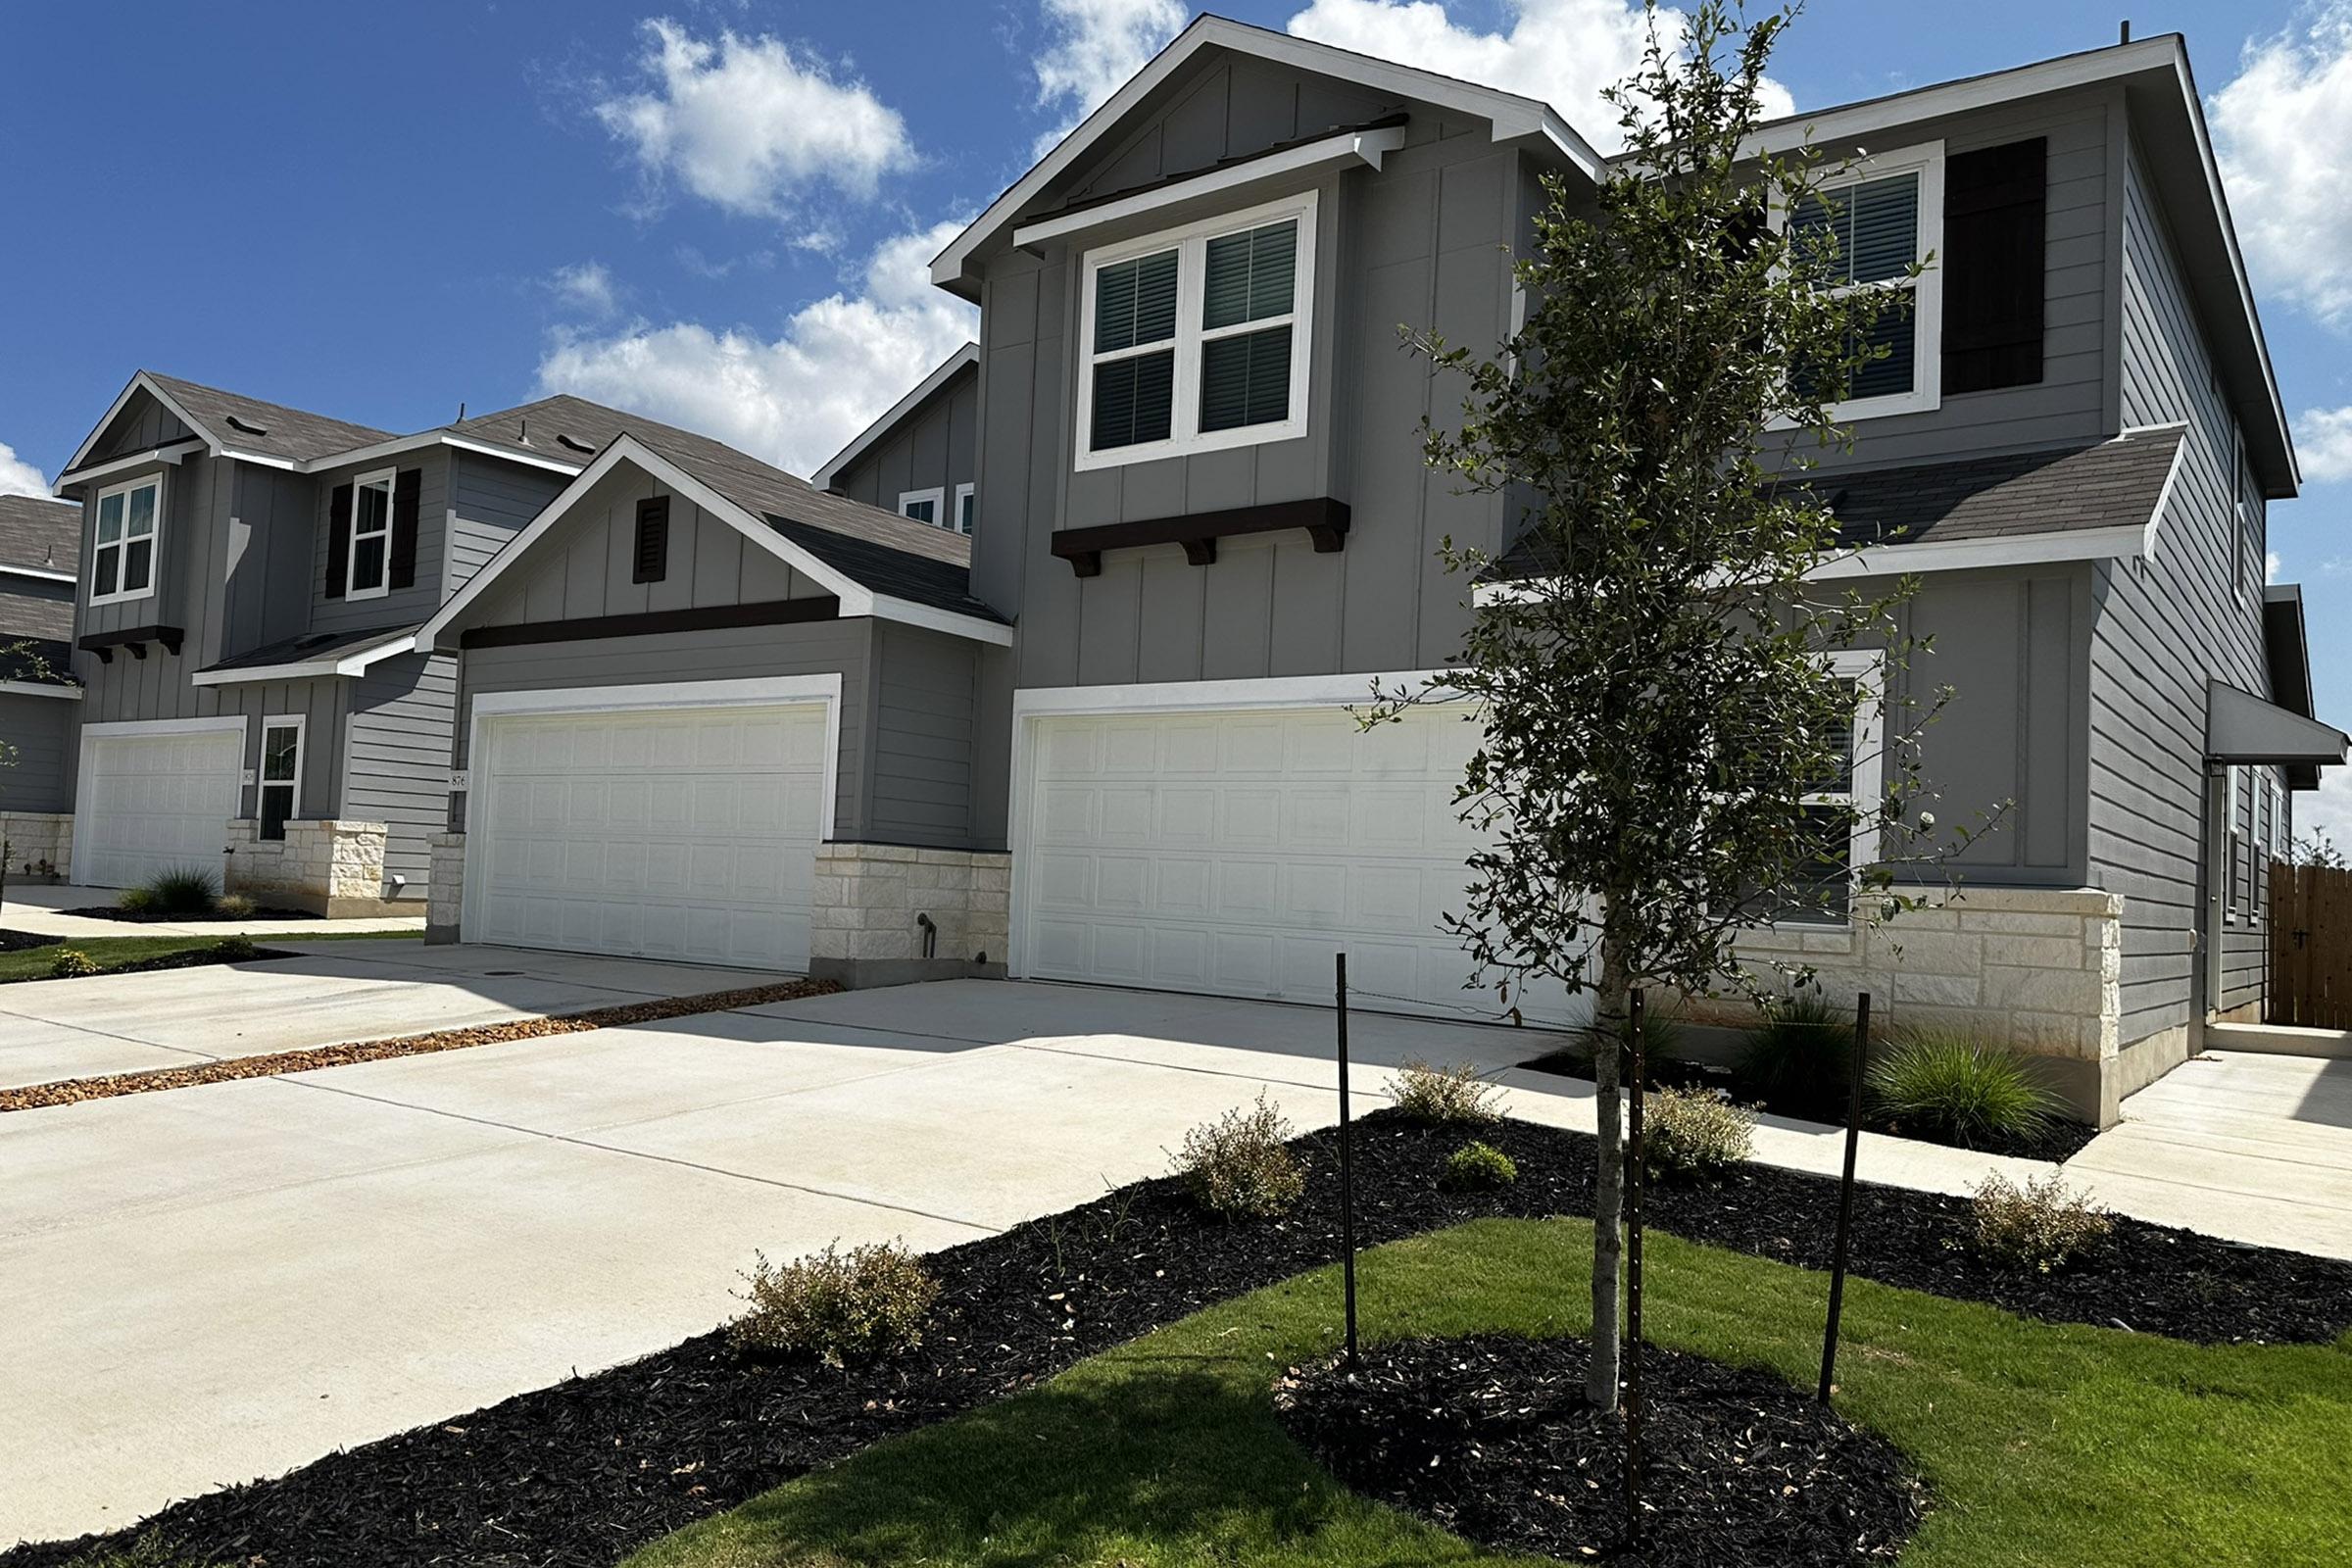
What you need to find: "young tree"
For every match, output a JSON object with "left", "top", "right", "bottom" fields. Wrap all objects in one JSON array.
[{"left": 1366, "top": 1, "right": 1958, "bottom": 1409}]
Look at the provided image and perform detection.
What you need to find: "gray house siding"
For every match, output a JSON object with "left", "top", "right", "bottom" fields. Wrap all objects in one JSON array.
[
  {"left": 74, "top": 451, "right": 217, "bottom": 646},
  {"left": 866, "top": 620, "right": 983, "bottom": 849},
  {"left": 448, "top": 453, "right": 569, "bottom": 592},
  {"left": 2085, "top": 138, "right": 2276, "bottom": 1044},
  {"left": 0, "top": 576, "right": 74, "bottom": 641},
  {"left": 308, "top": 449, "right": 453, "bottom": 634},
  {"left": 345, "top": 652, "right": 456, "bottom": 901},
  {"left": 86, "top": 389, "right": 195, "bottom": 462},
  {"left": 0, "top": 693, "right": 76, "bottom": 812},
  {"left": 222, "top": 464, "right": 320, "bottom": 660},
  {"left": 830, "top": 367, "right": 979, "bottom": 516}
]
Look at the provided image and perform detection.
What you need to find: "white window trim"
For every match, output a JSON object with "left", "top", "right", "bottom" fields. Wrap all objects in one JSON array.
[
  {"left": 346, "top": 466, "right": 397, "bottom": 601},
  {"left": 1740, "top": 649, "right": 1888, "bottom": 943},
  {"left": 88, "top": 472, "right": 164, "bottom": 608},
  {"left": 954, "top": 481, "right": 976, "bottom": 536},
  {"left": 898, "top": 486, "right": 946, "bottom": 526},
  {"left": 1772, "top": 141, "right": 1945, "bottom": 424},
  {"left": 258, "top": 714, "right": 306, "bottom": 837},
  {"left": 1074, "top": 188, "right": 1317, "bottom": 472}
]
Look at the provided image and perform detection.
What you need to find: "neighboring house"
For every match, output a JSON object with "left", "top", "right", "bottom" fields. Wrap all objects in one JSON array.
[
  {"left": 0, "top": 493, "right": 84, "bottom": 873},
  {"left": 42, "top": 375, "right": 714, "bottom": 911},
  {"left": 812, "top": 342, "right": 981, "bottom": 534}
]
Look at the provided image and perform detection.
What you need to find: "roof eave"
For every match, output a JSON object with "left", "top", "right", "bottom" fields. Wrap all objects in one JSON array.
[{"left": 810, "top": 344, "right": 980, "bottom": 490}]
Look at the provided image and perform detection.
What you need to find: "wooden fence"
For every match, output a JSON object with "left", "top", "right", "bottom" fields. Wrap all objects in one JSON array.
[{"left": 2269, "top": 859, "right": 2352, "bottom": 1029}]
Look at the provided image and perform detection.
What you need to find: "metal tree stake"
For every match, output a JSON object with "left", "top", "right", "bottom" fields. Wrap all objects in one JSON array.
[
  {"left": 1335, "top": 952, "right": 1359, "bottom": 1367},
  {"left": 1624, "top": 986, "right": 1647, "bottom": 1547},
  {"left": 1818, "top": 989, "right": 1873, "bottom": 1402}
]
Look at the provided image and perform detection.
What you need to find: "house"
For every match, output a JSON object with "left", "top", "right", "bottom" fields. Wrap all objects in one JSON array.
[
  {"left": 813, "top": 342, "right": 980, "bottom": 535},
  {"left": 0, "top": 492, "right": 83, "bottom": 875},
  {"left": 414, "top": 18, "right": 2335, "bottom": 1124}
]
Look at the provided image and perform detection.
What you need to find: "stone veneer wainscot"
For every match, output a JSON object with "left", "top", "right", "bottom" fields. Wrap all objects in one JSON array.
[{"left": 224, "top": 818, "right": 394, "bottom": 917}]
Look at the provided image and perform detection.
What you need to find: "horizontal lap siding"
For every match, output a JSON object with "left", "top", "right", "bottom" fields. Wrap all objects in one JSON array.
[
  {"left": 869, "top": 621, "right": 982, "bottom": 848},
  {"left": 449, "top": 455, "right": 568, "bottom": 592},
  {"left": 2088, "top": 139, "right": 2275, "bottom": 1041},
  {"left": 0, "top": 692, "right": 75, "bottom": 811},
  {"left": 346, "top": 653, "right": 459, "bottom": 900}
]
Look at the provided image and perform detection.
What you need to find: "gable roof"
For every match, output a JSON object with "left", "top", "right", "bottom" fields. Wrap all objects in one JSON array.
[
  {"left": 59, "top": 371, "right": 393, "bottom": 480},
  {"left": 0, "top": 493, "right": 80, "bottom": 576},
  {"left": 811, "top": 344, "right": 979, "bottom": 491},
  {"left": 931, "top": 13, "right": 1603, "bottom": 300}
]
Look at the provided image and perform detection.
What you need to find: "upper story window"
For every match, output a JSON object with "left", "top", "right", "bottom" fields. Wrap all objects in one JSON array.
[
  {"left": 347, "top": 468, "right": 395, "bottom": 600},
  {"left": 89, "top": 474, "right": 161, "bottom": 607},
  {"left": 1077, "top": 191, "right": 1315, "bottom": 471},
  {"left": 954, "top": 482, "right": 975, "bottom": 536},
  {"left": 1787, "top": 143, "right": 1945, "bottom": 421},
  {"left": 899, "top": 487, "right": 945, "bottom": 526}
]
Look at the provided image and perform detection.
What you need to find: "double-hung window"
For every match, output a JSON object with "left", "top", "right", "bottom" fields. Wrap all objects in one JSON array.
[
  {"left": 1078, "top": 191, "right": 1314, "bottom": 469},
  {"left": 347, "top": 468, "right": 395, "bottom": 599},
  {"left": 90, "top": 474, "right": 161, "bottom": 606},
  {"left": 1787, "top": 143, "right": 1944, "bottom": 419},
  {"left": 259, "top": 716, "right": 304, "bottom": 841},
  {"left": 1746, "top": 650, "right": 1887, "bottom": 929}
]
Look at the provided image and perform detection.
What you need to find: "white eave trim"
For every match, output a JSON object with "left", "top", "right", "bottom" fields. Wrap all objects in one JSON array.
[
  {"left": 0, "top": 562, "right": 77, "bottom": 584},
  {"left": 811, "top": 344, "right": 979, "bottom": 490},
  {"left": 53, "top": 436, "right": 204, "bottom": 493},
  {"left": 932, "top": 14, "right": 1601, "bottom": 291},
  {"left": 1012, "top": 124, "right": 1408, "bottom": 249},
  {"left": 188, "top": 631, "right": 419, "bottom": 687},
  {"left": 57, "top": 372, "right": 218, "bottom": 478},
  {"left": 0, "top": 679, "right": 80, "bottom": 701},
  {"left": 323, "top": 429, "right": 588, "bottom": 478}
]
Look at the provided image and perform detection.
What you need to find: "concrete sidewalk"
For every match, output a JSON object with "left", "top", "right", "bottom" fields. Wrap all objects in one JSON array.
[{"left": 1, "top": 882, "right": 423, "bottom": 941}]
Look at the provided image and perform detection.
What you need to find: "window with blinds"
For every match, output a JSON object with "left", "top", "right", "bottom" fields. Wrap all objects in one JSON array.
[
  {"left": 1785, "top": 143, "right": 1945, "bottom": 418},
  {"left": 1078, "top": 192, "right": 1314, "bottom": 467}
]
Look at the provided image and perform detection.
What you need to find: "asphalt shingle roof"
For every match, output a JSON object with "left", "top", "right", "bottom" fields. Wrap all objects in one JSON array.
[
  {"left": 0, "top": 494, "right": 79, "bottom": 572},
  {"left": 143, "top": 372, "right": 393, "bottom": 466},
  {"left": 196, "top": 622, "right": 418, "bottom": 676}
]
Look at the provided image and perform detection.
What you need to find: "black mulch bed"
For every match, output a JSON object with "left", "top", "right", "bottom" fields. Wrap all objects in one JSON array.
[
  {"left": 1521, "top": 1048, "right": 2102, "bottom": 1162},
  {"left": 10, "top": 1111, "right": 2349, "bottom": 1568},
  {"left": 1, "top": 944, "right": 294, "bottom": 987},
  {"left": 0, "top": 928, "right": 60, "bottom": 953},
  {"left": 61, "top": 905, "right": 318, "bottom": 923},
  {"left": 1277, "top": 1334, "right": 1925, "bottom": 1564}
]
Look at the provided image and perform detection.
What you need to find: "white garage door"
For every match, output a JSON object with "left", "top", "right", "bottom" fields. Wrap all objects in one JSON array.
[
  {"left": 1020, "top": 705, "right": 1578, "bottom": 1023},
  {"left": 77, "top": 724, "right": 244, "bottom": 888},
  {"left": 470, "top": 703, "right": 829, "bottom": 969}
]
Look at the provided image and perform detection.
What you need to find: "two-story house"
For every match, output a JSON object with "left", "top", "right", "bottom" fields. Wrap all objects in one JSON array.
[
  {"left": 0, "top": 492, "right": 83, "bottom": 872},
  {"left": 414, "top": 18, "right": 2339, "bottom": 1124},
  {"left": 813, "top": 342, "right": 981, "bottom": 535}
]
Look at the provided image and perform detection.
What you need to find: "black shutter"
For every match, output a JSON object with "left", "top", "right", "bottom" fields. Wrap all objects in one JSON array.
[
  {"left": 389, "top": 468, "right": 422, "bottom": 590},
  {"left": 1942, "top": 137, "right": 2047, "bottom": 395},
  {"left": 633, "top": 496, "right": 670, "bottom": 584},
  {"left": 324, "top": 483, "right": 353, "bottom": 599}
]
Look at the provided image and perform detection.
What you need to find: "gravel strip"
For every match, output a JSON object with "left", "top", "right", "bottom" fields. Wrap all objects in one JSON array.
[{"left": 0, "top": 979, "right": 843, "bottom": 1113}]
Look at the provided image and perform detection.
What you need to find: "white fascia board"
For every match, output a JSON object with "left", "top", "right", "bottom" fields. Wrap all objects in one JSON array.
[
  {"left": 932, "top": 15, "right": 1599, "bottom": 291},
  {"left": 416, "top": 436, "right": 875, "bottom": 651},
  {"left": 186, "top": 632, "right": 420, "bottom": 688},
  {"left": 53, "top": 438, "right": 204, "bottom": 492},
  {"left": 0, "top": 563, "right": 77, "bottom": 584},
  {"left": 867, "top": 594, "right": 1013, "bottom": 647},
  {"left": 317, "top": 429, "right": 587, "bottom": 478},
  {"left": 58, "top": 372, "right": 221, "bottom": 476},
  {"left": 1013, "top": 125, "right": 1406, "bottom": 249},
  {"left": 812, "top": 344, "right": 979, "bottom": 490},
  {"left": 0, "top": 679, "right": 81, "bottom": 701}
]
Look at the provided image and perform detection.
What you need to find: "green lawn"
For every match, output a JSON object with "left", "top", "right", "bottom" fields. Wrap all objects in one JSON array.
[
  {"left": 0, "top": 929, "right": 419, "bottom": 984},
  {"left": 628, "top": 1217, "right": 2352, "bottom": 1568}
]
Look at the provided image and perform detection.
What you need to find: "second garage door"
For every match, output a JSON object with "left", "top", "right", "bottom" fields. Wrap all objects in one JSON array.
[
  {"left": 75, "top": 722, "right": 244, "bottom": 889},
  {"left": 469, "top": 702, "right": 830, "bottom": 969},
  {"left": 1020, "top": 704, "right": 1578, "bottom": 1023}
]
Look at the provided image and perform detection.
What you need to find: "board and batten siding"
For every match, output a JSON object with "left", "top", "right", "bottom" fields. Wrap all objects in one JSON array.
[
  {"left": 0, "top": 692, "right": 75, "bottom": 811},
  {"left": 221, "top": 464, "right": 321, "bottom": 660},
  {"left": 829, "top": 366, "right": 978, "bottom": 515},
  {"left": 345, "top": 651, "right": 459, "bottom": 900},
  {"left": 2085, "top": 139, "right": 2278, "bottom": 1043}
]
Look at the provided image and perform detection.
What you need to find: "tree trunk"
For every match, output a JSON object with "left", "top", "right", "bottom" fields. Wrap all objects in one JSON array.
[{"left": 1587, "top": 923, "right": 1633, "bottom": 1410}]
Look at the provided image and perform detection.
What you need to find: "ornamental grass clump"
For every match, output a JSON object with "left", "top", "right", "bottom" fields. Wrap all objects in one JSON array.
[
  {"left": 214, "top": 893, "right": 257, "bottom": 919},
  {"left": 49, "top": 947, "right": 100, "bottom": 979},
  {"left": 1970, "top": 1173, "right": 2114, "bottom": 1274},
  {"left": 1868, "top": 1031, "right": 2062, "bottom": 1149},
  {"left": 1735, "top": 989, "right": 1854, "bottom": 1120},
  {"left": 127, "top": 866, "right": 220, "bottom": 917},
  {"left": 1642, "top": 1086, "right": 1755, "bottom": 1181},
  {"left": 1387, "top": 1059, "right": 1504, "bottom": 1125},
  {"left": 730, "top": 1240, "right": 941, "bottom": 1367},
  {"left": 1172, "top": 1092, "right": 1306, "bottom": 1218},
  {"left": 1440, "top": 1140, "right": 1519, "bottom": 1192}
]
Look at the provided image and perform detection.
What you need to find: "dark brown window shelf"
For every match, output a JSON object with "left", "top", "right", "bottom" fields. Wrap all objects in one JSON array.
[{"left": 1051, "top": 497, "right": 1350, "bottom": 577}]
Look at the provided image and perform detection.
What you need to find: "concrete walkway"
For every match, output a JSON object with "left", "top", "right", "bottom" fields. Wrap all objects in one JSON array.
[{"left": 0, "top": 882, "right": 423, "bottom": 941}]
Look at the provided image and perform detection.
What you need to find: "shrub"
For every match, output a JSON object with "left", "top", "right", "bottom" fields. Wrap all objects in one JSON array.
[
  {"left": 1172, "top": 1092, "right": 1306, "bottom": 1217},
  {"left": 1642, "top": 1086, "right": 1755, "bottom": 1180},
  {"left": 1387, "top": 1059, "right": 1504, "bottom": 1125},
  {"left": 1970, "top": 1173, "right": 2114, "bottom": 1273},
  {"left": 1440, "top": 1140, "right": 1519, "bottom": 1192},
  {"left": 114, "top": 887, "right": 156, "bottom": 915},
  {"left": 214, "top": 893, "right": 257, "bottom": 918},
  {"left": 50, "top": 948, "right": 100, "bottom": 979},
  {"left": 729, "top": 1240, "right": 941, "bottom": 1366},
  {"left": 1868, "top": 1032, "right": 2063, "bottom": 1148},
  {"left": 128, "top": 866, "right": 220, "bottom": 917},
  {"left": 213, "top": 936, "right": 261, "bottom": 962},
  {"left": 1735, "top": 988, "right": 1854, "bottom": 1118}
]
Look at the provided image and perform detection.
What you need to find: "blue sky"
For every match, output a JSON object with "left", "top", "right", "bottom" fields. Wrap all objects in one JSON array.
[{"left": 3, "top": 0, "right": 2347, "bottom": 814}]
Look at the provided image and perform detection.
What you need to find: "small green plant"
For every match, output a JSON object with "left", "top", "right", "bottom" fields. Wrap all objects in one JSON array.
[
  {"left": 213, "top": 936, "right": 261, "bottom": 961},
  {"left": 50, "top": 947, "right": 101, "bottom": 979},
  {"left": 1171, "top": 1092, "right": 1306, "bottom": 1218},
  {"left": 1735, "top": 988, "right": 1853, "bottom": 1118},
  {"left": 1970, "top": 1173, "right": 2114, "bottom": 1273},
  {"left": 214, "top": 893, "right": 257, "bottom": 918},
  {"left": 1642, "top": 1085, "right": 1756, "bottom": 1180},
  {"left": 122, "top": 866, "right": 220, "bottom": 917},
  {"left": 1440, "top": 1140, "right": 1519, "bottom": 1192},
  {"left": 61, "top": 1532, "right": 202, "bottom": 1568},
  {"left": 1868, "top": 1032, "right": 2063, "bottom": 1148},
  {"left": 1387, "top": 1059, "right": 1504, "bottom": 1125},
  {"left": 115, "top": 887, "right": 157, "bottom": 915},
  {"left": 729, "top": 1240, "right": 941, "bottom": 1367}
]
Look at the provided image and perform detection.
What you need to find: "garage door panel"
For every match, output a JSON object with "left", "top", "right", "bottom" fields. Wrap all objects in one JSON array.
[{"left": 78, "top": 727, "right": 243, "bottom": 889}]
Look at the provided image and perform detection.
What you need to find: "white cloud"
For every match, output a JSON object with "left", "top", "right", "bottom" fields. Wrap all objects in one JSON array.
[
  {"left": 2213, "top": 7, "right": 2352, "bottom": 327},
  {"left": 595, "top": 19, "right": 914, "bottom": 220},
  {"left": 2269, "top": 549, "right": 2283, "bottom": 584},
  {"left": 2294, "top": 765, "right": 2352, "bottom": 857},
  {"left": 1285, "top": 0, "right": 1794, "bottom": 148},
  {"left": 2300, "top": 405, "right": 2352, "bottom": 482},
  {"left": 0, "top": 441, "right": 47, "bottom": 499},
  {"left": 536, "top": 220, "right": 978, "bottom": 477},
  {"left": 1033, "top": 0, "right": 1186, "bottom": 124},
  {"left": 549, "top": 261, "right": 621, "bottom": 318}
]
